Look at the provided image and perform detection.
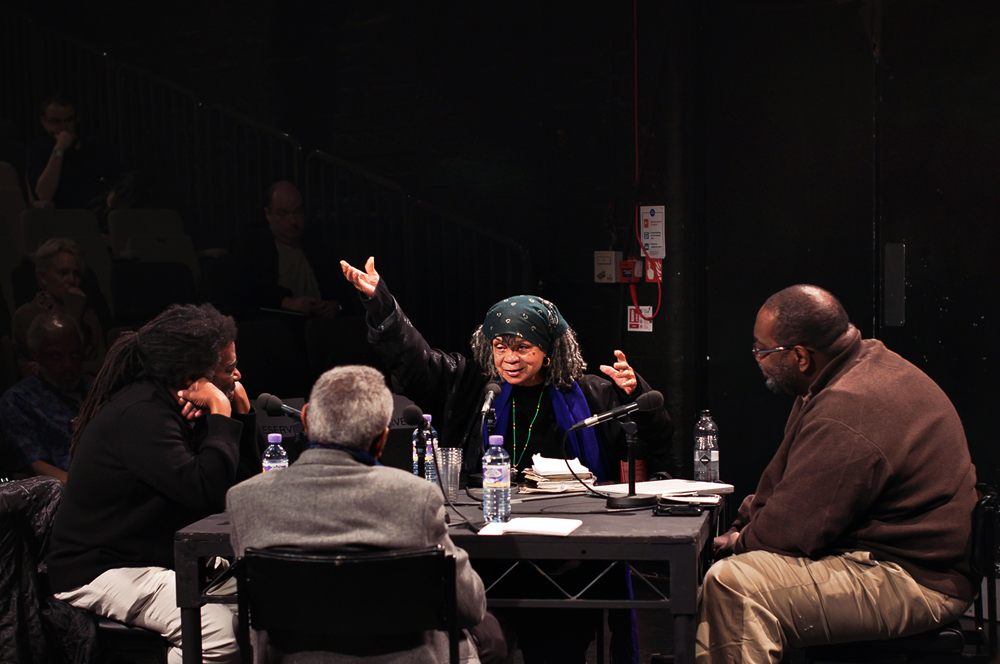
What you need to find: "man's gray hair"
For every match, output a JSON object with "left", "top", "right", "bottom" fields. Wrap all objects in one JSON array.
[
  {"left": 306, "top": 365, "right": 393, "bottom": 450},
  {"left": 26, "top": 312, "right": 82, "bottom": 351}
]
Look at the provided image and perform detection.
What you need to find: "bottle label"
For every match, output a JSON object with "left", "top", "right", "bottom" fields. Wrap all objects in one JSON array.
[{"left": 483, "top": 465, "right": 510, "bottom": 488}]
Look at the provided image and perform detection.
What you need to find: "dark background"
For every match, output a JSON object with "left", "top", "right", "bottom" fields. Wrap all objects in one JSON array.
[{"left": 4, "top": 0, "right": 998, "bottom": 502}]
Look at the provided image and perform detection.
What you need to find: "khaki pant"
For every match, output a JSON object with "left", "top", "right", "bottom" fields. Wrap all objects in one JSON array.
[
  {"left": 695, "top": 550, "right": 969, "bottom": 664},
  {"left": 55, "top": 566, "right": 240, "bottom": 664}
]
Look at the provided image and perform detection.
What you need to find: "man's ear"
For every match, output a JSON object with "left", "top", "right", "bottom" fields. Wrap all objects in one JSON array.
[
  {"left": 370, "top": 427, "right": 390, "bottom": 460},
  {"left": 301, "top": 402, "right": 310, "bottom": 438}
]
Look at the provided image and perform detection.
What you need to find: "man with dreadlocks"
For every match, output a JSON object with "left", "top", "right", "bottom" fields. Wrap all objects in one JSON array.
[
  {"left": 46, "top": 303, "right": 265, "bottom": 664},
  {"left": 341, "top": 257, "right": 673, "bottom": 664}
]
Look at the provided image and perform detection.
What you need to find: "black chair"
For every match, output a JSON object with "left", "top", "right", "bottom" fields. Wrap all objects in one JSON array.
[
  {"left": 236, "top": 545, "right": 459, "bottom": 664},
  {"left": 803, "top": 484, "right": 998, "bottom": 664}
]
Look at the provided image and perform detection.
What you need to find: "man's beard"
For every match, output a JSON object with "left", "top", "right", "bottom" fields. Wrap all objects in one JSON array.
[{"left": 761, "top": 364, "right": 797, "bottom": 396}]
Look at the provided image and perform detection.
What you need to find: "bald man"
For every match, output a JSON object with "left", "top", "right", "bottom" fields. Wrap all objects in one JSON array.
[
  {"left": 696, "top": 285, "right": 978, "bottom": 664},
  {"left": 237, "top": 180, "right": 359, "bottom": 319}
]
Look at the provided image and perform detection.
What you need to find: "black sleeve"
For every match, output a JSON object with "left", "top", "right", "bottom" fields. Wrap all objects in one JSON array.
[{"left": 236, "top": 230, "right": 292, "bottom": 317}]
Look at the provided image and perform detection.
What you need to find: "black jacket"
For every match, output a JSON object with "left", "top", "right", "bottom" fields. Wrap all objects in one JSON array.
[
  {"left": 46, "top": 378, "right": 264, "bottom": 592},
  {"left": 362, "top": 279, "right": 674, "bottom": 476},
  {"left": 0, "top": 476, "right": 99, "bottom": 664},
  {"left": 236, "top": 226, "right": 361, "bottom": 319}
]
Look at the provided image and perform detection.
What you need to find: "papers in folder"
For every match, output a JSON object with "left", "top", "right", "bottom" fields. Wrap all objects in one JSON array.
[
  {"left": 599, "top": 478, "right": 734, "bottom": 500},
  {"left": 479, "top": 517, "right": 583, "bottom": 536},
  {"left": 519, "top": 454, "right": 594, "bottom": 494}
]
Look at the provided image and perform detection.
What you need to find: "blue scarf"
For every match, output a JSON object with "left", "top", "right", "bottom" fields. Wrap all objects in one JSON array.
[
  {"left": 485, "top": 381, "right": 609, "bottom": 483},
  {"left": 305, "top": 440, "right": 379, "bottom": 466}
]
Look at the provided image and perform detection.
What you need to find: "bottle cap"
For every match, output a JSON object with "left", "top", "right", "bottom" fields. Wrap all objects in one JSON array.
[
  {"left": 267, "top": 433, "right": 283, "bottom": 444},
  {"left": 423, "top": 414, "right": 433, "bottom": 423},
  {"left": 488, "top": 435, "right": 504, "bottom": 446}
]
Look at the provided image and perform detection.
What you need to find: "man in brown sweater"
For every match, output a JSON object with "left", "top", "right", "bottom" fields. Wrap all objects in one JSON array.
[{"left": 696, "top": 285, "right": 978, "bottom": 664}]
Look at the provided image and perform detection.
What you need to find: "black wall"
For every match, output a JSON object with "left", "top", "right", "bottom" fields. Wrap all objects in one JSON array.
[
  {"left": 701, "top": 0, "right": 1000, "bottom": 500},
  {"left": 10, "top": 0, "right": 998, "bottom": 491}
]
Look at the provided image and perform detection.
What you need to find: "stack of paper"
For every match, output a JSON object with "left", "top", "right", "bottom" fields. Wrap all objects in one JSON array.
[{"left": 519, "top": 455, "right": 594, "bottom": 493}]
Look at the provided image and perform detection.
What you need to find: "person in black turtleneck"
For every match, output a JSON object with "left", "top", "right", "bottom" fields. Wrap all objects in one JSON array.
[{"left": 341, "top": 256, "right": 673, "bottom": 664}]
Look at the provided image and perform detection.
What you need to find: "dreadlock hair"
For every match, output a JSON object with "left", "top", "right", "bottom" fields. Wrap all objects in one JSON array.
[
  {"left": 71, "top": 303, "right": 238, "bottom": 452},
  {"left": 470, "top": 325, "right": 586, "bottom": 390}
]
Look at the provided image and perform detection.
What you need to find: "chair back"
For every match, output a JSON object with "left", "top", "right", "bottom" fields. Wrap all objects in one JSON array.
[
  {"left": 124, "top": 232, "right": 201, "bottom": 281},
  {"left": 971, "top": 483, "right": 998, "bottom": 657},
  {"left": 237, "top": 545, "right": 458, "bottom": 664},
  {"left": 107, "top": 208, "right": 186, "bottom": 258}
]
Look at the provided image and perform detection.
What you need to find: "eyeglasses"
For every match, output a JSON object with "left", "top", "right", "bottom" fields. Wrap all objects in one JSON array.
[{"left": 751, "top": 345, "right": 794, "bottom": 361}]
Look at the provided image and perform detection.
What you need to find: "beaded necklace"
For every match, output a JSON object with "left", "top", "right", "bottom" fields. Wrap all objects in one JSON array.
[{"left": 512, "top": 388, "right": 545, "bottom": 467}]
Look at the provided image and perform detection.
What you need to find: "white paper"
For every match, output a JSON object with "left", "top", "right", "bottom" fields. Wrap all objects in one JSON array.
[
  {"left": 598, "top": 478, "right": 734, "bottom": 497},
  {"left": 531, "top": 454, "right": 591, "bottom": 477},
  {"left": 478, "top": 517, "right": 583, "bottom": 536}
]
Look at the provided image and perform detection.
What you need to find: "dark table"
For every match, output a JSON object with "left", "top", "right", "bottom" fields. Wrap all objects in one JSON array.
[{"left": 174, "top": 491, "right": 714, "bottom": 664}]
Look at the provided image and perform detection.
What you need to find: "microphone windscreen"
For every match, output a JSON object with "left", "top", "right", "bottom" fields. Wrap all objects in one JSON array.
[
  {"left": 402, "top": 404, "right": 425, "bottom": 427},
  {"left": 635, "top": 390, "right": 664, "bottom": 411},
  {"left": 485, "top": 382, "right": 502, "bottom": 397},
  {"left": 256, "top": 393, "right": 284, "bottom": 416}
]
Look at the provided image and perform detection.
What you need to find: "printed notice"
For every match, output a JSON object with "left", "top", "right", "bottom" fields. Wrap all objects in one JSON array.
[
  {"left": 641, "top": 206, "right": 665, "bottom": 259},
  {"left": 627, "top": 306, "right": 653, "bottom": 332}
]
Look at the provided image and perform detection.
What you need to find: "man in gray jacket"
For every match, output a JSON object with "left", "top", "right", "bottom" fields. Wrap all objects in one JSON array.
[{"left": 227, "top": 365, "right": 502, "bottom": 663}]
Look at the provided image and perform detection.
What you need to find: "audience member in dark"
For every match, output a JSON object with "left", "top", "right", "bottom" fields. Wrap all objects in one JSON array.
[
  {"left": 11, "top": 237, "right": 107, "bottom": 379},
  {"left": 46, "top": 303, "right": 265, "bottom": 664},
  {"left": 227, "top": 364, "right": 506, "bottom": 664},
  {"left": 25, "top": 94, "right": 122, "bottom": 211},
  {"left": 0, "top": 313, "right": 88, "bottom": 484},
  {"left": 237, "top": 180, "right": 359, "bottom": 319}
]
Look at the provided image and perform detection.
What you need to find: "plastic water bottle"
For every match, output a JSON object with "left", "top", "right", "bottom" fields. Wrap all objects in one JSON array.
[
  {"left": 262, "top": 433, "right": 289, "bottom": 472},
  {"left": 693, "top": 410, "right": 719, "bottom": 482},
  {"left": 482, "top": 434, "right": 511, "bottom": 522},
  {"left": 411, "top": 415, "right": 439, "bottom": 483},
  {"left": 412, "top": 423, "right": 424, "bottom": 476},
  {"left": 423, "top": 415, "right": 438, "bottom": 486}
]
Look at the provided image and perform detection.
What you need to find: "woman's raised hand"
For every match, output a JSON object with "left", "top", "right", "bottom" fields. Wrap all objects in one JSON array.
[{"left": 340, "top": 256, "right": 380, "bottom": 298}]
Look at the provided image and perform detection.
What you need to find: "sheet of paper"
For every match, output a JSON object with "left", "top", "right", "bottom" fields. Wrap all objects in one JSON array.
[
  {"left": 598, "top": 478, "right": 734, "bottom": 497},
  {"left": 478, "top": 517, "right": 584, "bottom": 536}
]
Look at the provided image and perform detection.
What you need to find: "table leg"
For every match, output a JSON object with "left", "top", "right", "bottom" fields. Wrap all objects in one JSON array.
[
  {"left": 181, "top": 606, "right": 202, "bottom": 664},
  {"left": 673, "top": 614, "right": 694, "bottom": 664}
]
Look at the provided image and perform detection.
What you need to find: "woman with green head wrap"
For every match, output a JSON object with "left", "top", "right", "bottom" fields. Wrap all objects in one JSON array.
[
  {"left": 341, "top": 257, "right": 672, "bottom": 482},
  {"left": 342, "top": 256, "right": 673, "bottom": 664}
]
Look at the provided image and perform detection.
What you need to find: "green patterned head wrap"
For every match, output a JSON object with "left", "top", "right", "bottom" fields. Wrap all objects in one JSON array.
[{"left": 481, "top": 295, "right": 569, "bottom": 355}]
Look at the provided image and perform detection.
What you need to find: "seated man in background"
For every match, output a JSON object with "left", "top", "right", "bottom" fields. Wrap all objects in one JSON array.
[
  {"left": 47, "top": 303, "right": 265, "bottom": 664},
  {"left": 237, "top": 180, "right": 359, "bottom": 319},
  {"left": 0, "top": 313, "right": 88, "bottom": 483},
  {"left": 227, "top": 364, "right": 505, "bottom": 663},
  {"left": 25, "top": 94, "right": 126, "bottom": 212},
  {"left": 696, "top": 285, "right": 978, "bottom": 664}
]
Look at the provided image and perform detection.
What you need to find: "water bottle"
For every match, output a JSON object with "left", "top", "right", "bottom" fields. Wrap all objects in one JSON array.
[
  {"left": 482, "top": 434, "right": 511, "bottom": 522},
  {"left": 423, "top": 415, "right": 438, "bottom": 486},
  {"left": 262, "top": 433, "right": 289, "bottom": 472},
  {"left": 693, "top": 410, "right": 720, "bottom": 482},
  {"left": 412, "top": 422, "right": 424, "bottom": 476}
]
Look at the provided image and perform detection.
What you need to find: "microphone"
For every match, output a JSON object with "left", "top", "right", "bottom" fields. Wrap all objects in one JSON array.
[
  {"left": 402, "top": 404, "right": 428, "bottom": 428},
  {"left": 567, "top": 390, "right": 663, "bottom": 431},
  {"left": 480, "top": 382, "right": 502, "bottom": 414},
  {"left": 256, "top": 393, "right": 302, "bottom": 419}
]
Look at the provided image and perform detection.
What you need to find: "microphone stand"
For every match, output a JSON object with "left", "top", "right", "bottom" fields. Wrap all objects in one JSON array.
[{"left": 606, "top": 418, "right": 658, "bottom": 509}]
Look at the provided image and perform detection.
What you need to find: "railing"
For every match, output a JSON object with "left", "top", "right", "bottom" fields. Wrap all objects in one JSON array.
[
  {"left": 305, "top": 150, "right": 531, "bottom": 349},
  {"left": 1, "top": 8, "right": 532, "bottom": 342}
]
